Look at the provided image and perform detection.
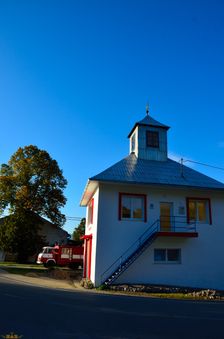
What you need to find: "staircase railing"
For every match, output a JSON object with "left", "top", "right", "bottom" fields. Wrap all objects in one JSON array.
[
  {"left": 100, "top": 216, "right": 197, "bottom": 285},
  {"left": 159, "top": 215, "right": 197, "bottom": 232},
  {"left": 100, "top": 219, "right": 160, "bottom": 284}
]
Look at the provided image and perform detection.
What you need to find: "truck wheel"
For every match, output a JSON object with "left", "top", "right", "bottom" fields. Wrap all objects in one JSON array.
[{"left": 46, "top": 260, "right": 56, "bottom": 268}]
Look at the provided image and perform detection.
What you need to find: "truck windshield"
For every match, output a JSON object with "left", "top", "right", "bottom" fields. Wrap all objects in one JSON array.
[{"left": 43, "top": 248, "right": 53, "bottom": 254}]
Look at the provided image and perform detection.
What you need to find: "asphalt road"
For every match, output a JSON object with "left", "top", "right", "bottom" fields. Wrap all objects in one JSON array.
[{"left": 0, "top": 277, "right": 224, "bottom": 339}]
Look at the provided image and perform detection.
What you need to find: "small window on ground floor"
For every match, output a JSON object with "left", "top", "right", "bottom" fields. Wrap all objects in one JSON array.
[
  {"left": 154, "top": 248, "right": 181, "bottom": 263},
  {"left": 119, "top": 193, "right": 147, "bottom": 222}
]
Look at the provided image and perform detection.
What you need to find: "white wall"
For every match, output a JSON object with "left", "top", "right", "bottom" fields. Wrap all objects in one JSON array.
[{"left": 93, "top": 183, "right": 224, "bottom": 289}]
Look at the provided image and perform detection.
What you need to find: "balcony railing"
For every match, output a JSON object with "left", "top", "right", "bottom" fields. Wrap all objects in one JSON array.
[{"left": 159, "top": 215, "right": 196, "bottom": 233}]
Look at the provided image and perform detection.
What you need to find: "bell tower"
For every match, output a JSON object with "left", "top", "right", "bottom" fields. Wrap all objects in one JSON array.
[{"left": 128, "top": 105, "right": 170, "bottom": 161}]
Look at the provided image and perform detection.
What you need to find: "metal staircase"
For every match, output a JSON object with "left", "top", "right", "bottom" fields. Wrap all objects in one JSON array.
[
  {"left": 100, "top": 216, "right": 197, "bottom": 286},
  {"left": 101, "top": 219, "right": 160, "bottom": 286}
]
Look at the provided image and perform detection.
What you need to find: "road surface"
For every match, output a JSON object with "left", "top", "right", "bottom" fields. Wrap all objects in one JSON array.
[{"left": 0, "top": 274, "right": 224, "bottom": 339}]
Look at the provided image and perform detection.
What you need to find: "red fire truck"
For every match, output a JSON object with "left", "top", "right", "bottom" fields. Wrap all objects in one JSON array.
[{"left": 37, "top": 244, "right": 84, "bottom": 269}]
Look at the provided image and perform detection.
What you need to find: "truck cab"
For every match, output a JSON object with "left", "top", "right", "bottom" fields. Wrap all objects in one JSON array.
[{"left": 37, "top": 246, "right": 57, "bottom": 267}]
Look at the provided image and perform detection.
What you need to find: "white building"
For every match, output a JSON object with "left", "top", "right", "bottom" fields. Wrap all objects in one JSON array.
[{"left": 80, "top": 111, "right": 224, "bottom": 289}]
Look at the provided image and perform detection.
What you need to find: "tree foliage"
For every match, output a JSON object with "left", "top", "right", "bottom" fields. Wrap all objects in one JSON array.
[
  {"left": 72, "top": 218, "right": 86, "bottom": 242},
  {"left": 0, "top": 145, "right": 67, "bottom": 226},
  {"left": 0, "top": 145, "right": 67, "bottom": 262},
  {"left": 0, "top": 211, "right": 46, "bottom": 263}
]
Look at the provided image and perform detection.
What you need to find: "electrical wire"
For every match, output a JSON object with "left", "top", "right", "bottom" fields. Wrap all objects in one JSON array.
[
  {"left": 65, "top": 216, "right": 84, "bottom": 221},
  {"left": 183, "top": 159, "right": 224, "bottom": 171}
]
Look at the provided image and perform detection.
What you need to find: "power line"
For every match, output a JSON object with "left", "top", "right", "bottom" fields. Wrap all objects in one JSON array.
[
  {"left": 183, "top": 159, "right": 224, "bottom": 171},
  {"left": 65, "top": 216, "right": 84, "bottom": 221}
]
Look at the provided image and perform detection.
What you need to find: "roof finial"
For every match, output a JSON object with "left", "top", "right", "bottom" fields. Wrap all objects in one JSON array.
[{"left": 146, "top": 102, "right": 149, "bottom": 116}]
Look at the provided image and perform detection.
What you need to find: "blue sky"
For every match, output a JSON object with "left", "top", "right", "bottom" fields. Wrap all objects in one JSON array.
[{"left": 0, "top": 0, "right": 224, "bottom": 234}]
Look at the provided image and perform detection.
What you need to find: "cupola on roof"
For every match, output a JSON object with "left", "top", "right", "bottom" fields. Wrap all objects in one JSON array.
[
  {"left": 128, "top": 114, "right": 170, "bottom": 138},
  {"left": 128, "top": 108, "right": 170, "bottom": 161}
]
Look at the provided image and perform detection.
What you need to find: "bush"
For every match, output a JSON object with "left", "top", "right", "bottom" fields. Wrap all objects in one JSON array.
[
  {"left": 80, "top": 278, "right": 94, "bottom": 289},
  {"left": 97, "top": 284, "right": 108, "bottom": 291}
]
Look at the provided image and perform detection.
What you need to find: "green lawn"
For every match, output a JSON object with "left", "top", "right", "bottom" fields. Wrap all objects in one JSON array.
[
  {"left": 0, "top": 262, "right": 48, "bottom": 275},
  {"left": 0, "top": 262, "right": 79, "bottom": 277}
]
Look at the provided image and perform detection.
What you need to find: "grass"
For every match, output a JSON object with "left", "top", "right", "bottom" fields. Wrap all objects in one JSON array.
[
  {"left": 0, "top": 262, "right": 81, "bottom": 277},
  {"left": 0, "top": 262, "right": 45, "bottom": 268},
  {"left": 0, "top": 262, "right": 48, "bottom": 275}
]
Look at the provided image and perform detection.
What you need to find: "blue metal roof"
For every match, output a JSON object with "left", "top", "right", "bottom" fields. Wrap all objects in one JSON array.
[
  {"left": 90, "top": 153, "right": 224, "bottom": 190},
  {"left": 128, "top": 115, "right": 170, "bottom": 138}
]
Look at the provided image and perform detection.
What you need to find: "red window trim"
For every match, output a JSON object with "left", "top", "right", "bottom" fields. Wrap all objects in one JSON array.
[
  {"left": 80, "top": 234, "right": 93, "bottom": 240},
  {"left": 118, "top": 192, "right": 147, "bottom": 222},
  {"left": 88, "top": 198, "right": 94, "bottom": 225},
  {"left": 186, "top": 197, "right": 212, "bottom": 225}
]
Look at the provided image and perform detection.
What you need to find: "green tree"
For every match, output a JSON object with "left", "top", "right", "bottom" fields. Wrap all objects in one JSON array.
[
  {"left": 0, "top": 145, "right": 67, "bottom": 262},
  {"left": 72, "top": 218, "right": 86, "bottom": 242},
  {"left": 0, "top": 211, "right": 46, "bottom": 263}
]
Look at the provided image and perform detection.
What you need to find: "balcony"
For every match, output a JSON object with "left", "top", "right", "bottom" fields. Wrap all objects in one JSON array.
[{"left": 156, "top": 216, "right": 198, "bottom": 238}]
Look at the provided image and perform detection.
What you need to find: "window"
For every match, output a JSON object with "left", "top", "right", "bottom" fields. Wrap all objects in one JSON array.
[
  {"left": 61, "top": 247, "right": 71, "bottom": 259},
  {"left": 43, "top": 248, "right": 53, "bottom": 254},
  {"left": 119, "top": 193, "right": 146, "bottom": 221},
  {"left": 61, "top": 248, "right": 70, "bottom": 255},
  {"left": 88, "top": 198, "right": 94, "bottom": 225},
  {"left": 146, "top": 131, "right": 159, "bottom": 148},
  {"left": 131, "top": 133, "right": 136, "bottom": 153},
  {"left": 154, "top": 249, "right": 166, "bottom": 262},
  {"left": 186, "top": 198, "right": 211, "bottom": 224},
  {"left": 154, "top": 249, "right": 181, "bottom": 263}
]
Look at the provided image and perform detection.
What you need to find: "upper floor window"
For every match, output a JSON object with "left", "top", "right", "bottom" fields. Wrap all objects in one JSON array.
[
  {"left": 88, "top": 198, "right": 94, "bottom": 225},
  {"left": 186, "top": 198, "right": 212, "bottom": 224},
  {"left": 131, "top": 133, "right": 136, "bottom": 153},
  {"left": 119, "top": 193, "right": 146, "bottom": 222},
  {"left": 146, "top": 131, "right": 159, "bottom": 148}
]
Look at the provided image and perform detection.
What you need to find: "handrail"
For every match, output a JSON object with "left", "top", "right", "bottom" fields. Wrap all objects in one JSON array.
[
  {"left": 101, "top": 219, "right": 159, "bottom": 283},
  {"left": 100, "top": 216, "right": 197, "bottom": 284},
  {"left": 159, "top": 215, "right": 197, "bottom": 232}
]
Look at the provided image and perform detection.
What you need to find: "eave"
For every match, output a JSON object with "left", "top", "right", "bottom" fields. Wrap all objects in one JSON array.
[
  {"left": 80, "top": 180, "right": 99, "bottom": 207},
  {"left": 82, "top": 178, "right": 224, "bottom": 192}
]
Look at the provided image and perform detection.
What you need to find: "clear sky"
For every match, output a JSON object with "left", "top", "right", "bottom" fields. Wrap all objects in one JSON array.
[{"left": 0, "top": 0, "right": 224, "bottom": 234}]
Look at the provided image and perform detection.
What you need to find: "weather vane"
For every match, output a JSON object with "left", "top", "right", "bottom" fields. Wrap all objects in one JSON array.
[{"left": 146, "top": 102, "right": 149, "bottom": 116}]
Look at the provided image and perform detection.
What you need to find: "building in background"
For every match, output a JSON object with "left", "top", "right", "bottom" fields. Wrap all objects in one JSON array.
[{"left": 0, "top": 214, "right": 69, "bottom": 262}]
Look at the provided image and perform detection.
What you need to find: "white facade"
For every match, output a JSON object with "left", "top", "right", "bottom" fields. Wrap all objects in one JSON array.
[
  {"left": 97, "top": 186, "right": 224, "bottom": 289},
  {"left": 81, "top": 113, "right": 224, "bottom": 289},
  {"left": 90, "top": 184, "right": 224, "bottom": 289}
]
